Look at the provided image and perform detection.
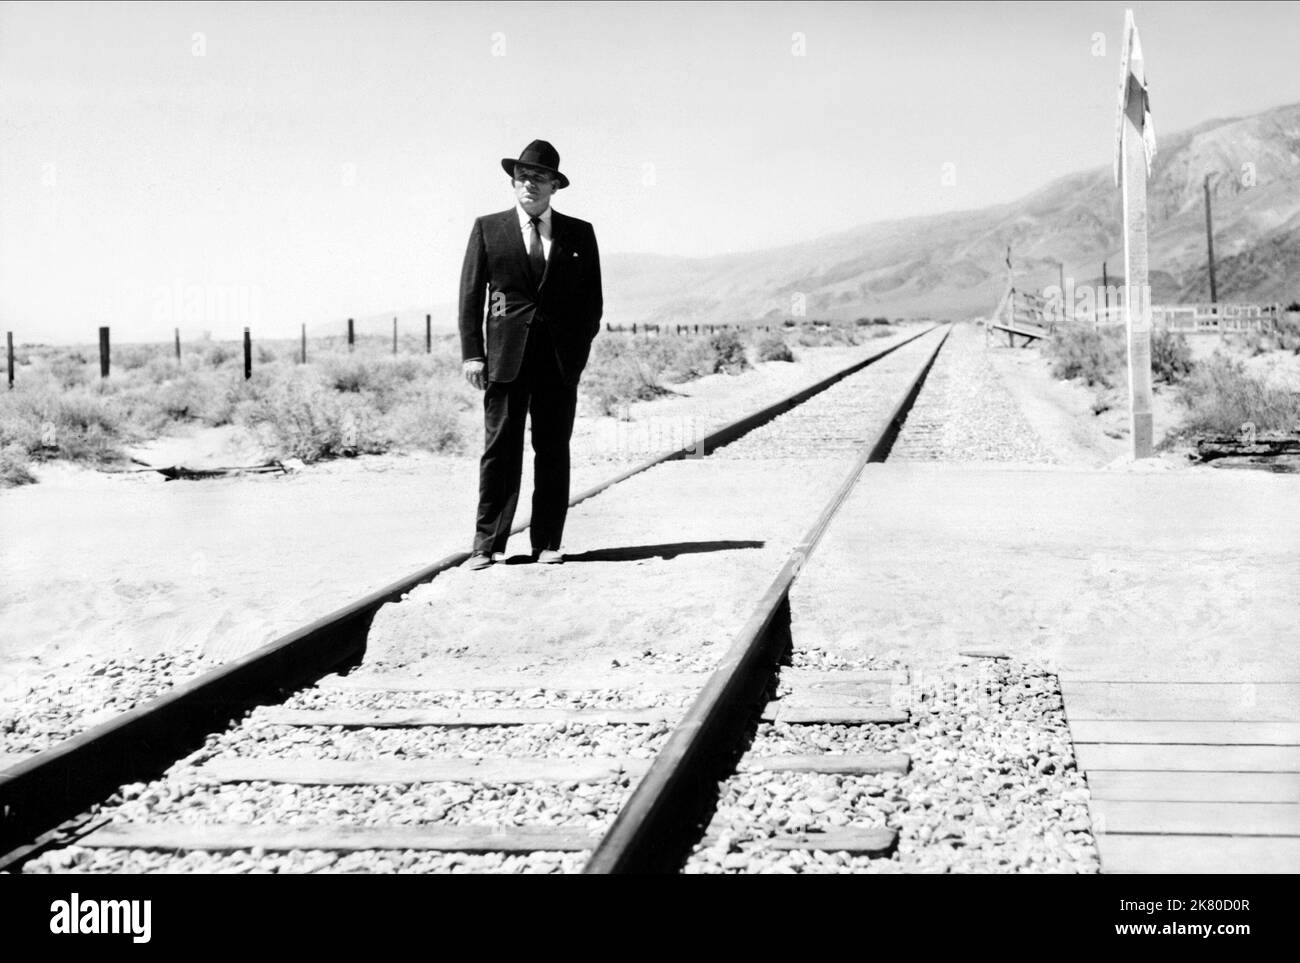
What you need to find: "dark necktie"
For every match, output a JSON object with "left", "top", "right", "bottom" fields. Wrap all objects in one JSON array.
[{"left": 528, "top": 215, "right": 546, "bottom": 282}]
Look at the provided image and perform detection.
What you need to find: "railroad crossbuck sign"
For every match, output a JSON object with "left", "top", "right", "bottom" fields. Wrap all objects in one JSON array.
[{"left": 1115, "top": 9, "right": 1157, "bottom": 458}]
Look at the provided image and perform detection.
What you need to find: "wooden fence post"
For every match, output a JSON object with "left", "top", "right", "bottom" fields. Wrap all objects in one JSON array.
[
  {"left": 393, "top": 316, "right": 398, "bottom": 355},
  {"left": 348, "top": 318, "right": 355, "bottom": 352},
  {"left": 301, "top": 323, "right": 307, "bottom": 364},
  {"left": 99, "top": 326, "right": 110, "bottom": 378},
  {"left": 6, "top": 331, "right": 13, "bottom": 389},
  {"left": 243, "top": 327, "right": 252, "bottom": 380},
  {"left": 426, "top": 314, "right": 432, "bottom": 354},
  {"left": 174, "top": 327, "right": 181, "bottom": 363}
]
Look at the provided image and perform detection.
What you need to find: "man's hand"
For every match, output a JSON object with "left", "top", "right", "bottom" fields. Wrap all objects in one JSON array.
[{"left": 463, "top": 359, "right": 486, "bottom": 390}]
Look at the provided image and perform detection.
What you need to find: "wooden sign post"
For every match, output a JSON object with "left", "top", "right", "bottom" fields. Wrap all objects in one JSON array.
[{"left": 1115, "top": 9, "right": 1156, "bottom": 459}]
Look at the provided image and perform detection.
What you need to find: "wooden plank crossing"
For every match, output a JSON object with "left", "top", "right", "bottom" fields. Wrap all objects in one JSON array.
[
  {"left": 1086, "top": 771, "right": 1300, "bottom": 803},
  {"left": 1088, "top": 801, "right": 1300, "bottom": 836},
  {"left": 196, "top": 752, "right": 909, "bottom": 785},
  {"left": 1062, "top": 681, "right": 1300, "bottom": 722},
  {"left": 1095, "top": 836, "right": 1300, "bottom": 874},
  {"left": 76, "top": 822, "right": 897, "bottom": 857},
  {"left": 1075, "top": 744, "right": 1300, "bottom": 772},
  {"left": 1071, "top": 720, "right": 1300, "bottom": 745},
  {"left": 1062, "top": 676, "right": 1300, "bottom": 873}
]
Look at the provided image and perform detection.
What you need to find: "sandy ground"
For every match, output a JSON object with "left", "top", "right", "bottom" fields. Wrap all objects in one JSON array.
[
  {"left": 790, "top": 462, "right": 1300, "bottom": 682},
  {"left": 0, "top": 337, "right": 910, "bottom": 707}
]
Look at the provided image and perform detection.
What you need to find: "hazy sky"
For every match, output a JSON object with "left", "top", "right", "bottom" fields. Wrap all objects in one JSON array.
[{"left": 3, "top": 0, "right": 1299, "bottom": 342}]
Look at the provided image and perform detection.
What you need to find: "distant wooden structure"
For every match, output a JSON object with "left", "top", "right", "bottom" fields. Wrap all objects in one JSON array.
[
  {"left": 1088, "top": 302, "right": 1279, "bottom": 333},
  {"left": 985, "top": 248, "right": 1053, "bottom": 347}
]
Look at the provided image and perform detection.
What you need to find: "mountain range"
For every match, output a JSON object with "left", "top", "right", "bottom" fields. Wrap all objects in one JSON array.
[{"left": 600, "top": 100, "right": 1300, "bottom": 325}]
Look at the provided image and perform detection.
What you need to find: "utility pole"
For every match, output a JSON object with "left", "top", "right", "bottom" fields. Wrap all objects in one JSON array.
[{"left": 1204, "top": 174, "right": 1218, "bottom": 306}]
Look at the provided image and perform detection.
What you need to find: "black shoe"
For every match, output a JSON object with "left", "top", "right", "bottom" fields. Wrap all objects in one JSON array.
[{"left": 464, "top": 552, "right": 493, "bottom": 571}]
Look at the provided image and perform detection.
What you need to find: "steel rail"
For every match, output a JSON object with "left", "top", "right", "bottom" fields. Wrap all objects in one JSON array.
[
  {"left": 583, "top": 324, "right": 952, "bottom": 873},
  {"left": 0, "top": 324, "right": 936, "bottom": 861}
]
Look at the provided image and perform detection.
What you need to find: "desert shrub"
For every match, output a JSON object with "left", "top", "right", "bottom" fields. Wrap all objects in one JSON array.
[
  {"left": 1177, "top": 353, "right": 1300, "bottom": 435},
  {"left": 46, "top": 354, "right": 92, "bottom": 389},
  {"left": 794, "top": 323, "right": 861, "bottom": 348},
  {"left": 200, "top": 342, "right": 239, "bottom": 368},
  {"left": 323, "top": 355, "right": 372, "bottom": 393},
  {"left": 1151, "top": 329, "right": 1194, "bottom": 384},
  {"left": 756, "top": 334, "right": 795, "bottom": 362},
  {"left": 140, "top": 354, "right": 184, "bottom": 384},
  {"left": 239, "top": 370, "right": 382, "bottom": 460},
  {"left": 56, "top": 389, "right": 122, "bottom": 435},
  {"left": 581, "top": 337, "right": 672, "bottom": 417},
  {"left": 1045, "top": 325, "right": 1124, "bottom": 387},
  {"left": 0, "top": 384, "right": 127, "bottom": 465},
  {"left": 0, "top": 444, "right": 35, "bottom": 487},
  {"left": 1279, "top": 313, "right": 1300, "bottom": 352},
  {"left": 382, "top": 383, "right": 471, "bottom": 454},
  {"left": 635, "top": 336, "right": 716, "bottom": 382},
  {"left": 706, "top": 329, "right": 749, "bottom": 374},
  {"left": 115, "top": 344, "right": 157, "bottom": 371}
]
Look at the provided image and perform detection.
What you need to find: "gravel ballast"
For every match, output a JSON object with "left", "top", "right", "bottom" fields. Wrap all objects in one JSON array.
[
  {"left": 685, "top": 657, "right": 1099, "bottom": 874},
  {"left": 890, "top": 323, "right": 1056, "bottom": 463}
]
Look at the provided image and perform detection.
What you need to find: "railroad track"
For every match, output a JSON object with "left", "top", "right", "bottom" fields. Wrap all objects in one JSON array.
[{"left": 4, "top": 324, "right": 951, "bottom": 874}]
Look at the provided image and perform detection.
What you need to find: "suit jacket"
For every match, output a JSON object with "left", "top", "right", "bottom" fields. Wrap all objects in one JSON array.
[{"left": 458, "top": 208, "right": 603, "bottom": 387}]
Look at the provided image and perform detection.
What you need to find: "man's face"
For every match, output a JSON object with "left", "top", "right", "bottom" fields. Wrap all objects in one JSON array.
[{"left": 513, "top": 164, "right": 557, "bottom": 214}]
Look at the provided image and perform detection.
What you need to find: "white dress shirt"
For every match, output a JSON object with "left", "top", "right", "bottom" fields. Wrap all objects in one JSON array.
[{"left": 517, "top": 203, "right": 553, "bottom": 261}]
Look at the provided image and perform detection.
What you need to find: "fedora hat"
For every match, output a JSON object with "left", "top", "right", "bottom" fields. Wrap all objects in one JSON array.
[{"left": 501, "top": 139, "right": 569, "bottom": 189}]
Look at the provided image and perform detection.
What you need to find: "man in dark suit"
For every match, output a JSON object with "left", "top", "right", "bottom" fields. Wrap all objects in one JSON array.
[{"left": 459, "top": 139, "right": 603, "bottom": 570}]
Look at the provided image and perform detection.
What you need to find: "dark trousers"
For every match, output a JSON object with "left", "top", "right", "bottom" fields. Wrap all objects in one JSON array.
[{"left": 473, "top": 320, "right": 578, "bottom": 555}]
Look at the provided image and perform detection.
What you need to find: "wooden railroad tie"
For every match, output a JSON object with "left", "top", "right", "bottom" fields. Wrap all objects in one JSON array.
[
  {"left": 75, "top": 822, "right": 898, "bottom": 857},
  {"left": 192, "top": 752, "right": 911, "bottom": 786}
]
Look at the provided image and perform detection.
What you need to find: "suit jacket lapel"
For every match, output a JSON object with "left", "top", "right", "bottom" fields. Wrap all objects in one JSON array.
[{"left": 500, "top": 210, "right": 535, "bottom": 292}]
